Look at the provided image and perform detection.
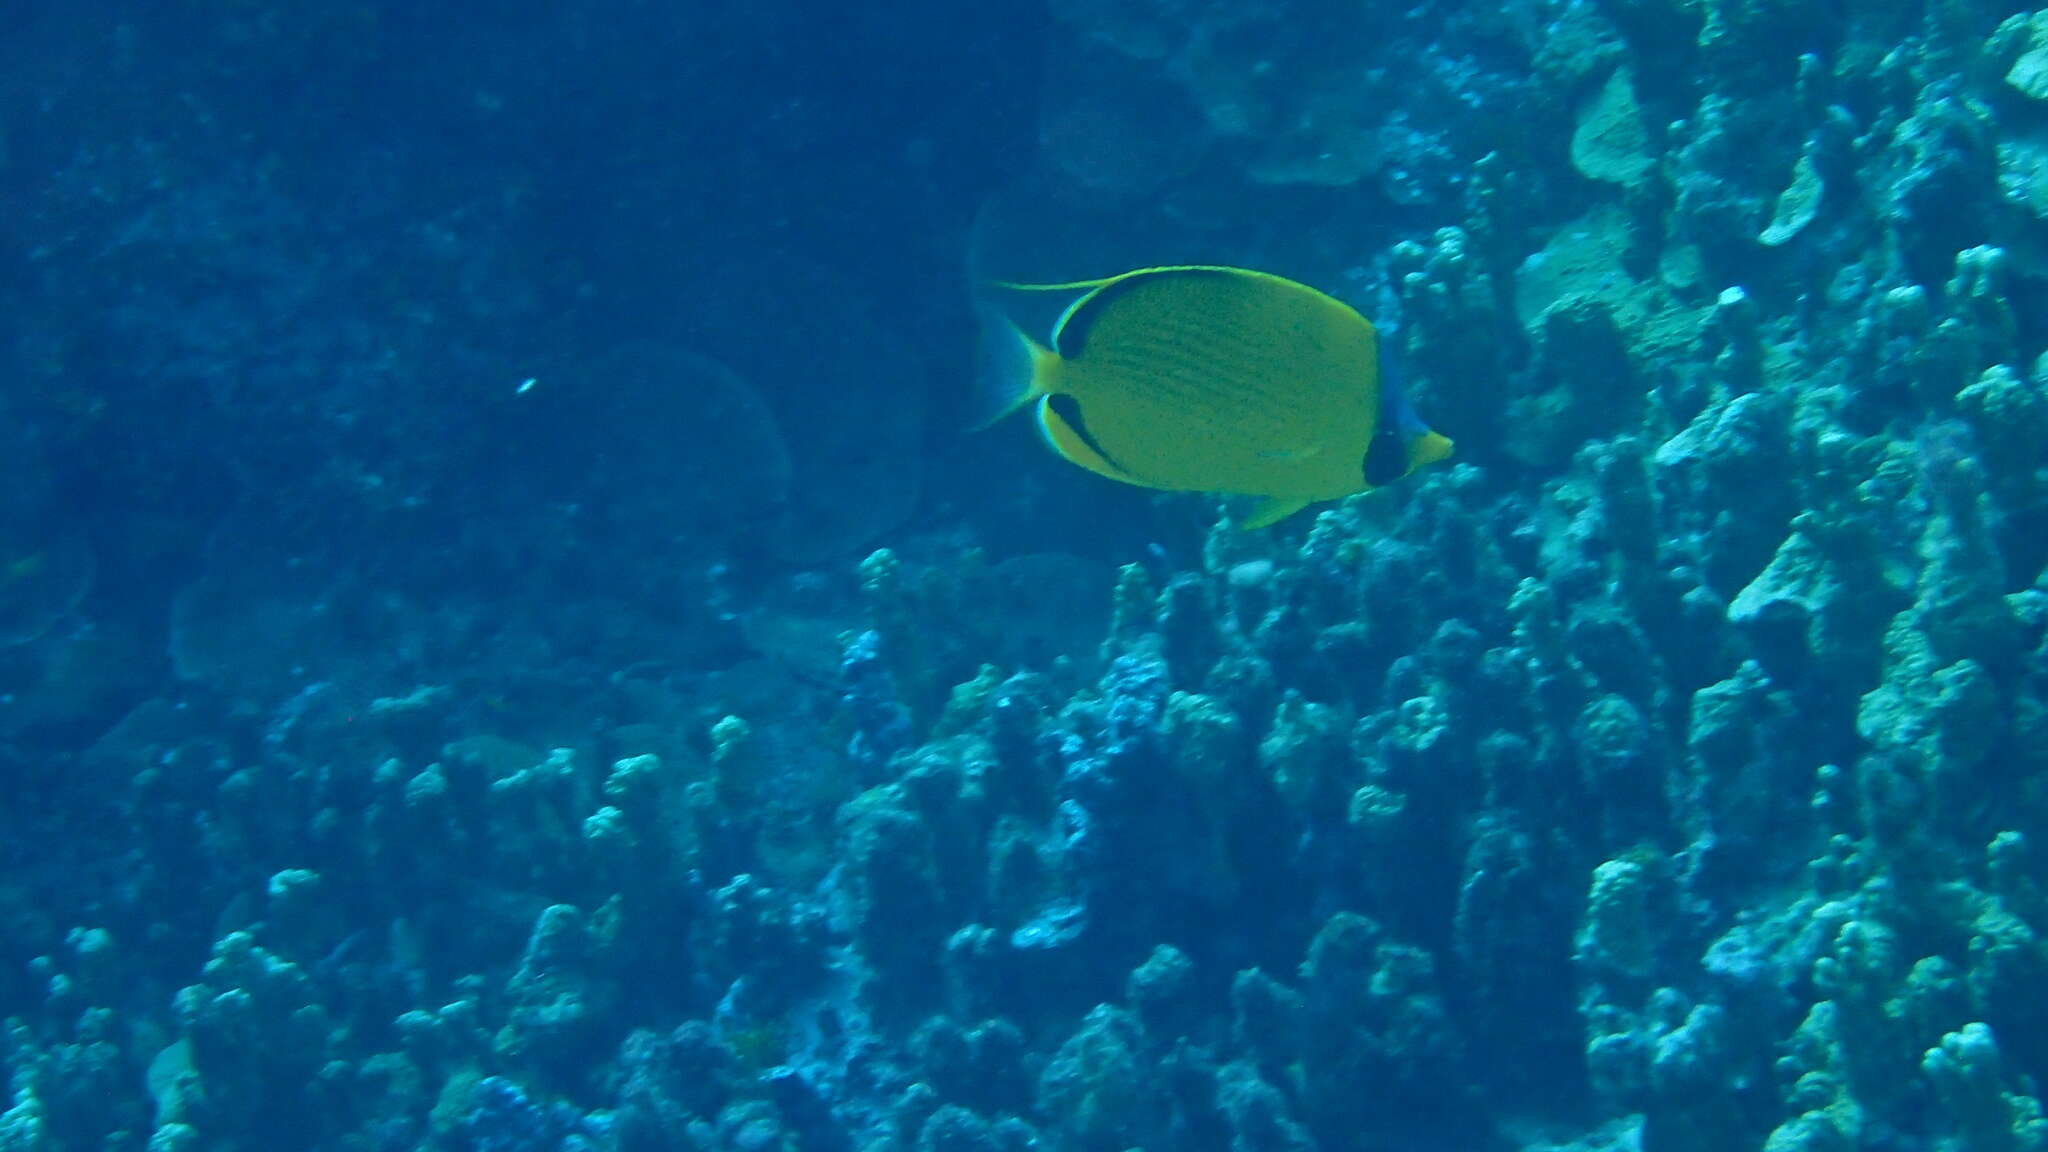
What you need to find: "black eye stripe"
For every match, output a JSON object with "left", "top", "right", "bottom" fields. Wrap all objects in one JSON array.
[{"left": 1361, "top": 424, "right": 1409, "bottom": 486}]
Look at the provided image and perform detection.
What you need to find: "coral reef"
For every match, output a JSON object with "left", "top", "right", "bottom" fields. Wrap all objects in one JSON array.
[{"left": 3, "top": 0, "right": 2048, "bottom": 1150}]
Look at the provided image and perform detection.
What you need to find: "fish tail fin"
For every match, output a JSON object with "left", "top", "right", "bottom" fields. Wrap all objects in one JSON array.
[{"left": 971, "top": 295, "right": 1056, "bottom": 430}]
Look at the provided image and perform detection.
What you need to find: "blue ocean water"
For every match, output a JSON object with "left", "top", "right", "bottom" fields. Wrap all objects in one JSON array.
[{"left": 3, "top": 1, "right": 2046, "bottom": 1150}]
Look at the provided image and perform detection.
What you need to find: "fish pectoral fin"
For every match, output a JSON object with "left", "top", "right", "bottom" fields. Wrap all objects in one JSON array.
[
  {"left": 1256, "top": 444, "right": 1324, "bottom": 462},
  {"left": 1237, "top": 496, "right": 1313, "bottom": 531}
]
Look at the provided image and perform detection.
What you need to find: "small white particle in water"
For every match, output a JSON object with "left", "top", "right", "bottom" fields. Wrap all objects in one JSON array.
[{"left": 516, "top": 378, "right": 537, "bottom": 394}]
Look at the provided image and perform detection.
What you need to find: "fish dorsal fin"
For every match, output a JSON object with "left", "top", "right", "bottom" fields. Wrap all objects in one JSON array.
[
  {"left": 1045, "top": 266, "right": 1255, "bottom": 359},
  {"left": 990, "top": 277, "right": 1125, "bottom": 292},
  {"left": 983, "top": 275, "right": 1120, "bottom": 357},
  {"left": 994, "top": 266, "right": 1326, "bottom": 358}
]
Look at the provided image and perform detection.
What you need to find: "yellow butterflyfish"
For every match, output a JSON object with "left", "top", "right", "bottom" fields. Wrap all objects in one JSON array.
[{"left": 974, "top": 265, "right": 1453, "bottom": 529}]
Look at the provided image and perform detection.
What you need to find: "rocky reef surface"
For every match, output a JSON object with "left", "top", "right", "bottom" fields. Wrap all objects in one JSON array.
[{"left": 3, "top": 0, "right": 2048, "bottom": 1151}]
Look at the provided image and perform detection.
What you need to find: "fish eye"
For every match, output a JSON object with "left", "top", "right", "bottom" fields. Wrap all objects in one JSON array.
[{"left": 1361, "top": 425, "right": 1410, "bottom": 486}]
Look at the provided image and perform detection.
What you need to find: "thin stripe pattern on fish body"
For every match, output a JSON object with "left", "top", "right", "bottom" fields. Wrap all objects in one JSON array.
[{"left": 1061, "top": 287, "right": 1376, "bottom": 492}]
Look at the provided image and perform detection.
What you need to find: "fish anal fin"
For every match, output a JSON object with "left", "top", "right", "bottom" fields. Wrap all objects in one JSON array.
[
  {"left": 1039, "top": 396, "right": 1177, "bottom": 491},
  {"left": 1238, "top": 496, "right": 1312, "bottom": 531}
]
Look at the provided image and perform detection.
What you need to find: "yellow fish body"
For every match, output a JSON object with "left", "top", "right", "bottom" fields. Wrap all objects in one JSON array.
[{"left": 975, "top": 265, "right": 1453, "bottom": 528}]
